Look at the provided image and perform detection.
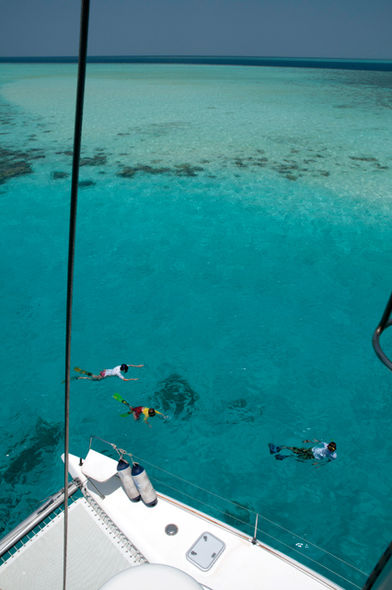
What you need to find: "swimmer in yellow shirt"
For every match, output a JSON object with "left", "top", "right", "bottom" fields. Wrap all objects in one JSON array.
[
  {"left": 113, "top": 393, "right": 166, "bottom": 425},
  {"left": 131, "top": 406, "right": 163, "bottom": 422}
]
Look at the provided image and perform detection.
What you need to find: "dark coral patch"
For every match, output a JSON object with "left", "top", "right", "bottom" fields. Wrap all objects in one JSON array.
[
  {"left": 80, "top": 154, "right": 107, "bottom": 166},
  {"left": 117, "top": 163, "right": 204, "bottom": 179},
  {"left": 0, "top": 147, "right": 45, "bottom": 185},
  {"left": 152, "top": 374, "right": 199, "bottom": 420},
  {"left": 222, "top": 398, "right": 263, "bottom": 424},
  {"left": 272, "top": 162, "right": 299, "bottom": 176},
  {"left": 174, "top": 163, "right": 204, "bottom": 177},
  {"left": 52, "top": 171, "right": 69, "bottom": 180},
  {"left": 232, "top": 155, "right": 268, "bottom": 169},
  {"left": 78, "top": 180, "right": 96, "bottom": 187},
  {"left": 254, "top": 157, "right": 268, "bottom": 166},
  {"left": 234, "top": 159, "right": 248, "bottom": 168},
  {"left": 127, "top": 165, "right": 170, "bottom": 177},
  {"left": 0, "top": 160, "right": 32, "bottom": 184},
  {"left": 2, "top": 418, "right": 62, "bottom": 485},
  {"left": 349, "top": 155, "right": 378, "bottom": 162}
]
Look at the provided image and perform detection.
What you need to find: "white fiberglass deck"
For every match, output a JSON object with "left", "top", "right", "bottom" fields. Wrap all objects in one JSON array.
[
  {"left": 67, "top": 450, "right": 342, "bottom": 590},
  {"left": 0, "top": 498, "right": 145, "bottom": 590},
  {"left": 0, "top": 448, "right": 344, "bottom": 590}
]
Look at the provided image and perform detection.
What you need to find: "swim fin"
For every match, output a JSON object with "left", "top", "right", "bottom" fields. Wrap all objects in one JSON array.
[
  {"left": 113, "top": 393, "right": 133, "bottom": 413},
  {"left": 275, "top": 454, "right": 287, "bottom": 461},
  {"left": 74, "top": 367, "right": 93, "bottom": 376},
  {"left": 268, "top": 443, "right": 282, "bottom": 454}
]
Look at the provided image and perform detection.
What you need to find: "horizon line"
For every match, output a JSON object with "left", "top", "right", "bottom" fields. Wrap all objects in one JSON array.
[
  {"left": 0, "top": 55, "right": 391, "bottom": 72},
  {"left": 0, "top": 54, "right": 392, "bottom": 61}
]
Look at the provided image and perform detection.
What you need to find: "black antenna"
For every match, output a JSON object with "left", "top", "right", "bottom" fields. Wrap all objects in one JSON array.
[
  {"left": 63, "top": 1, "right": 90, "bottom": 589},
  {"left": 372, "top": 292, "right": 392, "bottom": 371}
]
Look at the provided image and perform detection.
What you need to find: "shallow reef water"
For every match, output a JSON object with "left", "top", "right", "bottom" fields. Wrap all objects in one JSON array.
[{"left": 1, "top": 62, "right": 392, "bottom": 588}]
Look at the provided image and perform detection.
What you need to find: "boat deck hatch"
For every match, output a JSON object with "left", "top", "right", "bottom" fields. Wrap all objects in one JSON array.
[{"left": 186, "top": 532, "right": 225, "bottom": 571}]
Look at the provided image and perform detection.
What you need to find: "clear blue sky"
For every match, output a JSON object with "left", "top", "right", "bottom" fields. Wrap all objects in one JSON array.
[{"left": 1, "top": 0, "right": 391, "bottom": 59}]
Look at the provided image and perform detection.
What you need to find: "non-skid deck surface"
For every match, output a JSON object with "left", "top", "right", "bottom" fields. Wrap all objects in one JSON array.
[{"left": 0, "top": 498, "right": 142, "bottom": 590}]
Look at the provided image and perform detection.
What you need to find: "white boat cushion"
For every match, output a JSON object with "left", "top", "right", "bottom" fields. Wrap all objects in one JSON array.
[
  {"left": 99, "top": 564, "right": 203, "bottom": 589},
  {"left": 81, "top": 449, "right": 118, "bottom": 482}
]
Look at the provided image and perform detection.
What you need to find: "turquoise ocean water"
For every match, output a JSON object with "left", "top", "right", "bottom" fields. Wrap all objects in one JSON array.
[{"left": 1, "top": 61, "right": 392, "bottom": 587}]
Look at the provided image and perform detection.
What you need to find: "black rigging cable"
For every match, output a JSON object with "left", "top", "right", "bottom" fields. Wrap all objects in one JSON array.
[
  {"left": 63, "top": 1, "right": 90, "bottom": 589},
  {"left": 362, "top": 540, "right": 392, "bottom": 590},
  {"left": 372, "top": 292, "right": 392, "bottom": 372}
]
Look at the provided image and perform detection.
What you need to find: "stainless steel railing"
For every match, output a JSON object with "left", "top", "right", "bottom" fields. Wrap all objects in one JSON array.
[{"left": 0, "top": 480, "right": 80, "bottom": 559}]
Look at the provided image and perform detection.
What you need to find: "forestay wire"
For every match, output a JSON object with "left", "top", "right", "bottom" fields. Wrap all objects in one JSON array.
[{"left": 63, "top": 2, "right": 90, "bottom": 590}]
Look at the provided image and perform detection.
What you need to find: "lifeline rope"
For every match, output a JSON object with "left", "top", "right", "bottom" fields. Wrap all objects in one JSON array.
[{"left": 63, "top": 2, "right": 90, "bottom": 590}]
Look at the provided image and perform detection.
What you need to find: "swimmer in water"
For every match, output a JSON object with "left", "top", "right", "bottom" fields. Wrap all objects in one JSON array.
[
  {"left": 113, "top": 393, "right": 167, "bottom": 426},
  {"left": 268, "top": 440, "right": 337, "bottom": 464},
  {"left": 74, "top": 363, "right": 143, "bottom": 381}
]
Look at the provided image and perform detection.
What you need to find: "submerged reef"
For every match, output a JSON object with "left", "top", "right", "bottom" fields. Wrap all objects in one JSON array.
[
  {"left": 80, "top": 153, "right": 107, "bottom": 167},
  {"left": 117, "top": 163, "right": 204, "bottom": 179},
  {"left": 152, "top": 373, "right": 199, "bottom": 419},
  {"left": 349, "top": 155, "right": 389, "bottom": 169},
  {"left": 78, "top": 179, "right": 96, "bottom": 187},
  {"left": 1, "top": 417, "right": 62, "bottom": 485},
  {"left": 0, "top": 417, "right": 62, "bottom": 536},
  {"left": 2, "top": 136, "right": 388, "bottom": 190},
  {"left": 52, "top": 171, "right": 69, "bottom": 180},
  {"left": 228, "top": 145, "right": 390, "bottom": 182},
  {"left": 229, "top": 151, "right": 331, "bottom": 182},
  {"left": 113, "top": 145, "right": 390, "bottom": 185},
  {"left": 221, "top": 398, "right": 263, "bottom": 424},
  {"left": 0, "top": 146, "right": 45, "bottom": 185},
  {"left": 56, "top": 149, "right": 108, "bottom": 167}
]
